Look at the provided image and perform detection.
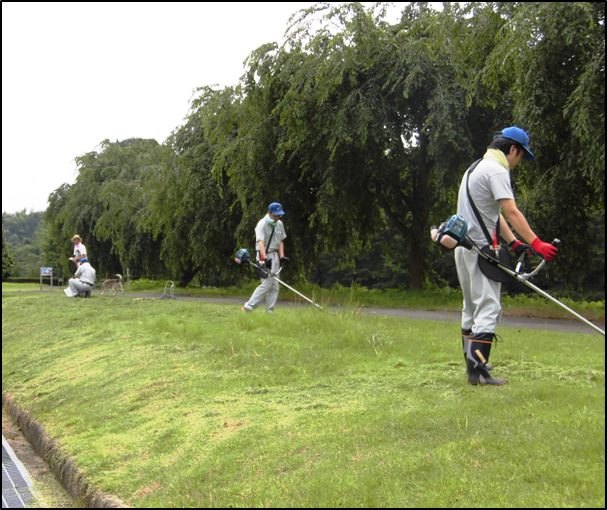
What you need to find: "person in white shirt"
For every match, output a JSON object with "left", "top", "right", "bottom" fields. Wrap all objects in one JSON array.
[
  {"left": 242, "top": 203, "right": 289, "bottom": 314},
  {"left": 64, "top": 257, "right": 96, "bottom": 297},
  {"left": 456, "top": 127, "right": 558, "bottom": 385},
  {"left": 69, "top": 234, "right": 87, "bottom": 268}
]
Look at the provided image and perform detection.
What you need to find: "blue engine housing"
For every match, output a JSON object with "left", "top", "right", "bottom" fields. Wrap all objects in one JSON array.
[
  {"left": 444, "top": 214, "right": 468, "bottom": 242},
  {"left": 235, "top": 248, "right": 250, "bottom": 262}
]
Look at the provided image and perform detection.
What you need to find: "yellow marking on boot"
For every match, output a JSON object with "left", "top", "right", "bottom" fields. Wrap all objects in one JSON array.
[{"left": 475, "top": 349, "right": 487, "bottom": 364}]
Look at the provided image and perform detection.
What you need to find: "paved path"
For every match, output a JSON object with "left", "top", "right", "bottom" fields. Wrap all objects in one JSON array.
[{"left": 4, "top": 289, "right": 603, "bottom": 335}]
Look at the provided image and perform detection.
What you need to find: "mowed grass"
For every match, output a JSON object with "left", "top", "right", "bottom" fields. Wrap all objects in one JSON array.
[{"left": 2, "top": 293, "right": 604, "bottom": 508}]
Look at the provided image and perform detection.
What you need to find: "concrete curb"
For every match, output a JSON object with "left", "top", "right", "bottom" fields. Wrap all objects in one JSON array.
[{"left": 2, "top": 394, "right": 128, "bottom": 508}]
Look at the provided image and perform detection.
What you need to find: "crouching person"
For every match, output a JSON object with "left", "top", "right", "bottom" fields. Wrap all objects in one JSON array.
[{"left": 64, "top": 257, "right": 96, "bottom": 297}]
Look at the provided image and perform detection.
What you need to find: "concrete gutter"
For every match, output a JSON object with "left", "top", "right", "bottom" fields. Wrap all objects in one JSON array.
[
  {"left": 2, "top": 395, "right": 128, "bottom": 508},
  {"left": 2, "top": 435, "right": 44, "bottom": 507}
]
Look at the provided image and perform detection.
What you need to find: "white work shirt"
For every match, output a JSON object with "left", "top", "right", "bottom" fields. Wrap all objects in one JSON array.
[
  {"left": 457, "top": 159, "right": 514, "bottom": 247},
  {"left": 255, "top": 215, "right": 286, "bottom": 254},
  {"left": 74, "top": 262, "right": 96, "bottom": 285}
]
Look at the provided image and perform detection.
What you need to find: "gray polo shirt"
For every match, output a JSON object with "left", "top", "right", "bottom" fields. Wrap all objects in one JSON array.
[
  {"left": 255, "top": 216, "right": 286, "bottom": 254},
  {"left": 74, "top": 262, "right": 96, "bottom": 285},
  {"left": 457, "top": 158, "right": 514, "bottom": 247}
]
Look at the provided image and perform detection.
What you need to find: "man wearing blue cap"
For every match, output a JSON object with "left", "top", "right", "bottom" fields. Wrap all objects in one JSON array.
[
  {"left": 242, "top": 203, "right": 288, "bottom": 313},
  {"left": 64, "top": 256, "right": 96, "bottom": 298},
  {"left": 455, "top": 127, "right": 558, "bottom": 385}
]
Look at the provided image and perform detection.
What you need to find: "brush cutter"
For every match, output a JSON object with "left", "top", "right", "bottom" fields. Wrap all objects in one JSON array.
[
  {"left": 431, "top": 215, "right": 605, "bottom": 336},
  {"left": 234, "top": 249, "right": 323, "bottom": 309}
]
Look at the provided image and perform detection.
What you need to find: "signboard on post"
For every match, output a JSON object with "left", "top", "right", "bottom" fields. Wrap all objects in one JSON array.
[{"left": 40, "top": 267, "right": 53, "bottom": 291}]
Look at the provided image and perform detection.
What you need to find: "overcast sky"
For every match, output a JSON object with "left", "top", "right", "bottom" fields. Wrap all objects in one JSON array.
[{"left": 2, "top": 2, "right": 409, "bottom": 214}]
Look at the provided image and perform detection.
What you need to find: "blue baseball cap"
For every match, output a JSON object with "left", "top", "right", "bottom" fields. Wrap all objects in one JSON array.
[
  {"left": 498, "top": 127, "right": 535, "bottom": 161},
  {"left": 268, "top": 203, "right": 285, "bottom": 216}
]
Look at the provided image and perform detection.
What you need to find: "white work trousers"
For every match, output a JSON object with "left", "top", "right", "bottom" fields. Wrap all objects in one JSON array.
[
  {"left": 67, "top": 278, "right": 93, "bottom": 297},
  {"left": 455, "top": 247, "right": 502, "bottom": 334},
  {"left": 244, "top": 252, "right": 280, "bottom": 313}
]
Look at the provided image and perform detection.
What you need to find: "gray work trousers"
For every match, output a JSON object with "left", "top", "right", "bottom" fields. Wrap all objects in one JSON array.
[
  {"left": 455, "top": 246, "right": 502, "bottom": 334},
  {"left": 67, "top": 278, "right": 93, "bottom": 297},
  {"left": 243, "top": 252, "right": 280, "bottom": 313}
]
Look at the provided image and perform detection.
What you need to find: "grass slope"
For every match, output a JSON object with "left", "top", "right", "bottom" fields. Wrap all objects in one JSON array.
[{"left": 2, "top": 293, "right": 605, "bottom": 507}]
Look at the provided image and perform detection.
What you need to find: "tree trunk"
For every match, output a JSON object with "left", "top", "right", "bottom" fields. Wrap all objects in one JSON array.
[
  {"left": 178, "top": 265, "right": 201, "bottom": 288},
  {"left": 409, "top": 131, "right": 431, "bottom": 290},
  {"left": 409, "top": 237, "right": 425, "bottom": 290}
]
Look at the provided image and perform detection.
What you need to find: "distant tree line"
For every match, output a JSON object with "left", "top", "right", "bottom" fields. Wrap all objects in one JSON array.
[
  {"left": 2, "top": 210, "right": 45, "bottom": 277},
  {"left": 6, "top": 3, "right": 604, "bottom": 297}
]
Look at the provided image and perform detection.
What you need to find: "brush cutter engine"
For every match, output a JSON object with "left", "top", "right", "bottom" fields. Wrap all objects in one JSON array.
[
  {"left": 235, "top": 248, "right": 250, "bottom": 264},
  {"left": 431, "top": 215, "right": 472, "bottom": 250},
  {"left": 235, "top": 248, "right": 269, "bottom": 278}
]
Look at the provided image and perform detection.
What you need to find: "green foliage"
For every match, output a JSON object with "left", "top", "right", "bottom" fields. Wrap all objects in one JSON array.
[
  {"left": 213, "top": 3, "right": 506, "bottom": 289},
  {"left": 2, "top": 229, "right": 17, "bottom": 279},
  {"left": 2, "top": 209, "right": 43, "bottom": 244},
  {"left": 38, "top": 2, "right": 604, "bottom": 296},
  {"left": 139, "top": 87, "right": 244, "bottom": 287},
  {"left": 44, "top": 139, "right": 165, "bottom": 279},
  {"left": 2, "top": 210, "right": 48, "bottom": 277},
  {"left": 471, "top": 1, "right": 605, "bottom": 288}
]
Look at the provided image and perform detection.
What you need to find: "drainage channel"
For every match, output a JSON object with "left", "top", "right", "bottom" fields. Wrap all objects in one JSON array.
[{"left": 2, "top": 436, "right": 40, "bottom": 508}]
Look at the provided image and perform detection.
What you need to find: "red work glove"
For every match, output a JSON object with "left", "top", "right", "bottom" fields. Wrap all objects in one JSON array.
[{"left": 530, "top": 238, "right": 558, "bottom": 261}]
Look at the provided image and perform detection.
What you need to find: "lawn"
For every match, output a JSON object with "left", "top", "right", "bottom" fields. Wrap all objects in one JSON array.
[
  {"left": 2, "top": 282, "right": 58, "bottom": 292},
  {"left": 4, "top": 278, "right": 604, "bottom": 323},
  {"left": 2, "top": 292, "right": 604, "bottom": 507},
  {"left": 131, "top": 278, "right": 605, "bottom": 322}
]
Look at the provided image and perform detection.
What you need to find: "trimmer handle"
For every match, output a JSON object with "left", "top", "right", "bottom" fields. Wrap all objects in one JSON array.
[
  {"left": 516, "top": 238, "right": 560, "bottom": 274},
  {"left": 515, "top": 248, "right": 533, "bottom": 273}
]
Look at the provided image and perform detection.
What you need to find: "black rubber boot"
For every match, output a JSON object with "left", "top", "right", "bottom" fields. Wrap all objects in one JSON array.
[
  {"left": 462, "top": 328, "right": 493, "bottom": 373},
  {"left": 466, "top": 332, "right": 505, "bottom": 385}
]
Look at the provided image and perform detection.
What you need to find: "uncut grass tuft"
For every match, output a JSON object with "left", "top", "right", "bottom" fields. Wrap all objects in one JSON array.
[{"left": 2, "top": 292, "right": 604, "bottom": 508}]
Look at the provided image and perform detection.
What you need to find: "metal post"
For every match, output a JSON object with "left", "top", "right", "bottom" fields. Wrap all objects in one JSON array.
[{"left": 127, "top": 268, "right": 130, "bottom": 290}]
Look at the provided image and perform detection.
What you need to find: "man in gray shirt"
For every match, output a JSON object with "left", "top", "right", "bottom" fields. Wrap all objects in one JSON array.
[
  {"left": 64, "top": 257, "right": 96, "bottom": 297},
  {"left": 455, "top": 127, "right": 558, "bottom": 385},
  {"left": 242, "top": 203, "right": 288, "bottom": 313}
]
